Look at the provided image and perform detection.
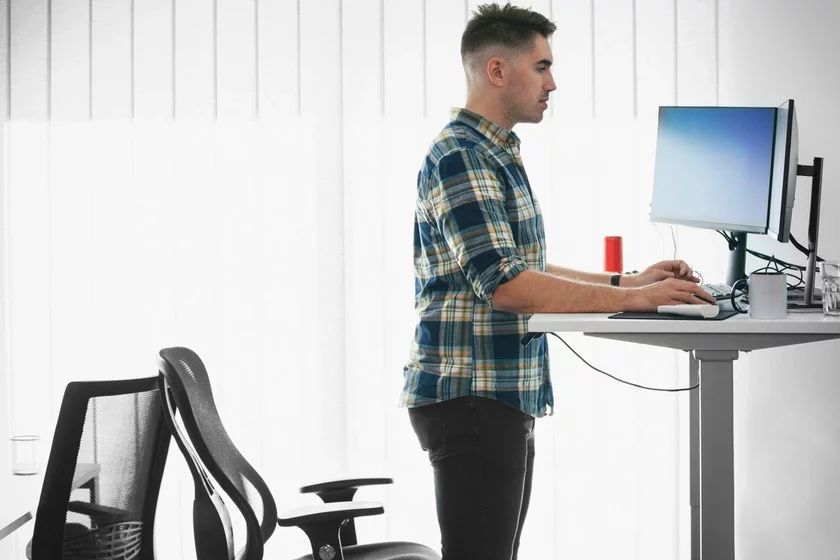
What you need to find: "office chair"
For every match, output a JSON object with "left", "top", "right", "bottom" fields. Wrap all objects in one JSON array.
[
  {"left": 157, "top": 346, "right": 440, "bottom": 560},
  {"left": 28, "top": 376, "right": 171, "bottom": 560}
]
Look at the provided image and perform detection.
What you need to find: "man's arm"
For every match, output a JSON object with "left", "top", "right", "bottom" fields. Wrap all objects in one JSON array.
[
  {"left": 546, "top": 264, "right": 615, "bottom": 285},
  {"left": 492, "top": 269, "right": 713, "bottom": 314},
  {"left": 492, "top": 270, "right": 636, "bottom": 314}
]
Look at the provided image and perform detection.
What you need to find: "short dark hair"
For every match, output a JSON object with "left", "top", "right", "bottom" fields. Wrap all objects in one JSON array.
[{"left": 461, "top": 3, "right": 556, "bottom": 61}]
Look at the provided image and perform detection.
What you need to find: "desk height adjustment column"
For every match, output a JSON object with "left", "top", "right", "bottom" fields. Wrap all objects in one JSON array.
[{"left": 694, "top": 350, "right": 739, "bottom": 560}]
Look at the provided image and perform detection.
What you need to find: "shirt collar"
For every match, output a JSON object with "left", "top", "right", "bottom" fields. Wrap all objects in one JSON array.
[{"left": 450, "top": 107, "right": 521, "bottom": 151}]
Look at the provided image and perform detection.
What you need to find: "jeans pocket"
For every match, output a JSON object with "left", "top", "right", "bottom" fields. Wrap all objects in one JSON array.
[{"left": 408, "top": 402, "right": 447, "bottom": 463}]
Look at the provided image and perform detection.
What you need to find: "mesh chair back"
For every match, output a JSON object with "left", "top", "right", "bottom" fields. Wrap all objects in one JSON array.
[
  {"left": 30, "top": 377, "right": 170, "bottom": 560},
  {"left": 157, "top": 347, "right": 277, "bottom": 560}
]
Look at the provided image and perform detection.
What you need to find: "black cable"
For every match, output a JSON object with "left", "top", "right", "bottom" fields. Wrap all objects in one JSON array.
[
  {"left": 789, "top": 233, "right": 825, "bottom": 263},
  {"left": 547, "top": 332, "right": 698, "bottom": 393},
  {"left": 716, "top": 230, "right": 807, "bottom": 271}
]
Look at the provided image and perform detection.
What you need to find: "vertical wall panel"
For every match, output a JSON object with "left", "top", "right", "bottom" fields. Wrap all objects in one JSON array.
[
  {"left": 630, "top": 6, "right": 683, "bottom": 559},
  {"left": 168, "top": 119, "right": 218, "bottom": 556},
  {"left": 174, "top": 0, "right": 215, "bottom": 119},
  {"left": 342, "top": 0, "right": 388, "bottom": 539},
  {"left": 636, "top": 0, "right": 676, "bottom": 118},
  {"left": 88, "top": 124, "right": 134, "bottom": 405},
  {"left": 383, "top": 0, "right": 424, "bottom": 118},
  {"left": 0, "top": 5, "right": 11, "bottom": 557},
  {"left": 425, "top": 0, "right": 466, "bottom": 120},
  {"left": 299, "top": 0, "right": 347, "bottom": 479},
  {"left": 257, "top": 0, "right": 299, "bottom": 119},
  {"left": 10, "top": 0, "right": 48, "bottom": 119},
  {"left": 217, "top": 0, "right": 257, "bottom": 119},
  {"left": 49, "top": 123, "right": 92, "bottom": 415},
  {"left": 551, "top": 0, "right": 594, "bottom": 119},
  {"left": 91, "top": 0, "right": 132, "bottom": 119},
  {"left": 0, "top": 0, "right": 8, "bottom": 121},
  {"left": 342, "top": 0, "right": 381, "bottom": 116},
  {"left": 7, "top": 123, "right": 52, "bottom": 463},
  {"left": 213, "top": 122, "right": 263, "bottom": 485},
  {"left": 134, "top": 0, "right": 173, "bottom": 118},
  {"left": 257, "top": 120, "right": 318, "bottom": 556},
  {"left": 676, "top": 0, "right": 718, "bottom": 105},
  {"left": 593, "top": 0, "right": 635, "bottom": 118},
  {"left": 51, "top": 0, "right": 90, "bottom": 120},
  {"left": 130, "top": 122, "right": 182, "bottom": 553},
  {"left": 380, "top": 119, "right": 442, "bottom": 549}
]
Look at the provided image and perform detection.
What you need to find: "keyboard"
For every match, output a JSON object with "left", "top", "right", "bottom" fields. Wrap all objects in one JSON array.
[{"left": 702, "top": 283, "right": 734, "bottom": 301}]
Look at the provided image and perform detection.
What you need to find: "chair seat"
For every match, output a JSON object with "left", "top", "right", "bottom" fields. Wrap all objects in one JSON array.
[{"left": 293, "top": 541, "right": 439, "bottom": 560}]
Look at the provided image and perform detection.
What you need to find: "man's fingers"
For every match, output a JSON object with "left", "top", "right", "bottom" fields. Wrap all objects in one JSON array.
[{"left": 689, "top": 285, "right": 716, "bottom": 304}]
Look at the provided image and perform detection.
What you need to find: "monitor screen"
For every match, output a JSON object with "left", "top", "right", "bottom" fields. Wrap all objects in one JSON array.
[{"left": 649, "top": 106, "right": 778, "bottom": 234}]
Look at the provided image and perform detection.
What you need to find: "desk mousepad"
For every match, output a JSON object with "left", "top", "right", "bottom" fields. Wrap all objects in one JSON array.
[{"left": 608, "top": 309, "right": 740, "bottom": 321}]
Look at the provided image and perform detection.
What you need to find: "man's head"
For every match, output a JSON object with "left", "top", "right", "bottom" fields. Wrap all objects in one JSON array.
[{"left": 461, "top": 3, "right": 557, "bottom": 129}]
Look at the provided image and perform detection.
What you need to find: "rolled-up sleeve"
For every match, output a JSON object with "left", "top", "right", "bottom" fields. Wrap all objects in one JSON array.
[{"left": 427, "top": 148, "right": 529, "bottom": 303}]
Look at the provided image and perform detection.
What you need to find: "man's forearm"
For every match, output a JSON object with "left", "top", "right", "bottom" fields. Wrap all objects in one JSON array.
[
  {"left": 546, "top": 263, "right": 613, "bottom": 285},
  {"left": 492, "top": 270, "right": 642, "bottom": 314}
]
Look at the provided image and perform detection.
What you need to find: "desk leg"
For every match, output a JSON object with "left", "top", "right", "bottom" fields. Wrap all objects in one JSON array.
[
  {"left": 694, "top": 350, "right": 738, "bottom": 560},
  {"left": 689, "top": 353, "right": 700, "bottom": 560}
]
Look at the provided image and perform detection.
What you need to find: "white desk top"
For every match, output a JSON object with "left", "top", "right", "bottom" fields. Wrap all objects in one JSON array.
[{"left": 529, "top": 311, "right": 840, "bottom": 335}]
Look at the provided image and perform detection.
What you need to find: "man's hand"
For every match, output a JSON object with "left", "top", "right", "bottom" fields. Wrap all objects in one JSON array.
[
  {"left": 621, "top": 260, "right": 700, "bottom": 287},
  {"left": 626, "top": 278, "right": 716, "bottom": 311}
]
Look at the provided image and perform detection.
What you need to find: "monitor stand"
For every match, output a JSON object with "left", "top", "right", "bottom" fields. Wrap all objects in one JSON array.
[
  {"left": 725, "top": 232, "right": 748, "bottom": 287},
  {"left": 797, "top": 157, "right": 824, "bottom": 308}
]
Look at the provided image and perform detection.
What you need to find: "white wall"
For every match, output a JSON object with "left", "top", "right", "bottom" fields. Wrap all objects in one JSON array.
[{"left": 719, "top": 1, "right": 840, "bottom": 558}]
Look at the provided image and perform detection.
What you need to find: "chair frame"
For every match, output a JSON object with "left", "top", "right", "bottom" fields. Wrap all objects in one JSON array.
[{"left": 30, "top": 376, "right": 171, "bottom": 560}]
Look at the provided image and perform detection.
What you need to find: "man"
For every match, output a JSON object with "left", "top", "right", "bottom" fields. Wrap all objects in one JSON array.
[{"left": 401, "top": 4, "right": 714, "bottom": 559}]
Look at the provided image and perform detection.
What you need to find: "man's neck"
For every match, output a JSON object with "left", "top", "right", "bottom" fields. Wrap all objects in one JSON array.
[{"left": 464, "top": 97, "right": 513, "bottom": 131}]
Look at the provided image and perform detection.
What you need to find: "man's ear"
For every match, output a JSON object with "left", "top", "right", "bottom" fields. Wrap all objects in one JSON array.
[{"left": 486, "top": 57, "right": 506, "bottom": 87}]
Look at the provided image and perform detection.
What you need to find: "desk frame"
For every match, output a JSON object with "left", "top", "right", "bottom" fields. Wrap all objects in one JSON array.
[{"left": 529, "top": 314, "right": 840, "bottom": 560}]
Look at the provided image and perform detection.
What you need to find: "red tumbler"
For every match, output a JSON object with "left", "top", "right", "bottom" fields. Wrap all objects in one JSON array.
[{"left": 604, "top": 236, "right": 623, "bottom": 273}]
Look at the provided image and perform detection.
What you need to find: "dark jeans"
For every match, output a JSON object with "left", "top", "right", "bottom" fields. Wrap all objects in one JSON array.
[{"left": 408, "top": 396, "right": 536, "bottom": 560}]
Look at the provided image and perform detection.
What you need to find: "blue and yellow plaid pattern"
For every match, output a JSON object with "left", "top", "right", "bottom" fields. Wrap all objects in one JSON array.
[{"left": 401, "top": 108, "right": 553, "bottom": 418}]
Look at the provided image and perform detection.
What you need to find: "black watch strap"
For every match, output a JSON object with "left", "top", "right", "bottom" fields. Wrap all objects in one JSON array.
[{"left": 610, "top": 273, "right": 621, "bottom": 286}]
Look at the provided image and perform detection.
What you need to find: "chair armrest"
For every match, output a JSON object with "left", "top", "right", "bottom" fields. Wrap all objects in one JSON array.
[
  {"left": 299, "top": 477, "right": 393, "bottom": 503},
  {"left": 278, "top": 501, "right": 384, "bottom": 560},
  {"left": 277, "top": 501, "right": 384, "bottom": 527}
]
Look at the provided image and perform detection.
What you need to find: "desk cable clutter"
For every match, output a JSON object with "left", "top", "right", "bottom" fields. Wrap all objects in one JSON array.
[{"left": 521, "top": 332, "right": 698, "bottom": 393}]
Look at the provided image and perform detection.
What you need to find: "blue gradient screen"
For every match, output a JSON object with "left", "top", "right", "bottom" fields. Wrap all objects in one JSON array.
[{"left": 650, "top": 106, "right": 777, "bottom": 233}]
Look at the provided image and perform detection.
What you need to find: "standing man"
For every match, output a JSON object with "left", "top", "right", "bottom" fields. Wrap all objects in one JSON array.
[{"left": 401, "top": 3, "right": 714, "bottom": 559}]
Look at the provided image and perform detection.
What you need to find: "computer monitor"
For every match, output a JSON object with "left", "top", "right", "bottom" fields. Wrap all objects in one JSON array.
[
  {"left": 649, "top": 101, "right": 825, "bottom": 303},
  {"left": 649, "top": 106, "right": 777, "bottom": 235},
  {"left": 768, "top": 99, "right": 798, "bottom": 243},
  {"left": 649, "top": 105, "right": 778, "bottom": 284}
]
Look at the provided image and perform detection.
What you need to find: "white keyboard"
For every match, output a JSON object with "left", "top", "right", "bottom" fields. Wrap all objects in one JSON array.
[{"left": 657, "top": 304, "right": 720, "bottom": 318}]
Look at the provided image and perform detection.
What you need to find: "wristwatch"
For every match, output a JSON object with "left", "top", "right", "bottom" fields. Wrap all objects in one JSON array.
[{"left": 610, "top": 273, "right": 621, "bottom": 286}]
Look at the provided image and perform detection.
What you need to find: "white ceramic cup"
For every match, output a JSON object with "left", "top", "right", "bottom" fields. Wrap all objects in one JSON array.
[{"left": 731, "top": 272, "right": 787, "bottom": 319}]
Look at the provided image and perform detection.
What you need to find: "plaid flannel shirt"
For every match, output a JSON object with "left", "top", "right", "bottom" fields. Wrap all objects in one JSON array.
[{"left": 401, "top": 108, "right": 553, "bottom": 418}]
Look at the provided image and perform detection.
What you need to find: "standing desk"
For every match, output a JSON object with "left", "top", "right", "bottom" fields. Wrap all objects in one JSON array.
[{"left": 528, "top": 312, "right": 840, "bottom": 560}]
